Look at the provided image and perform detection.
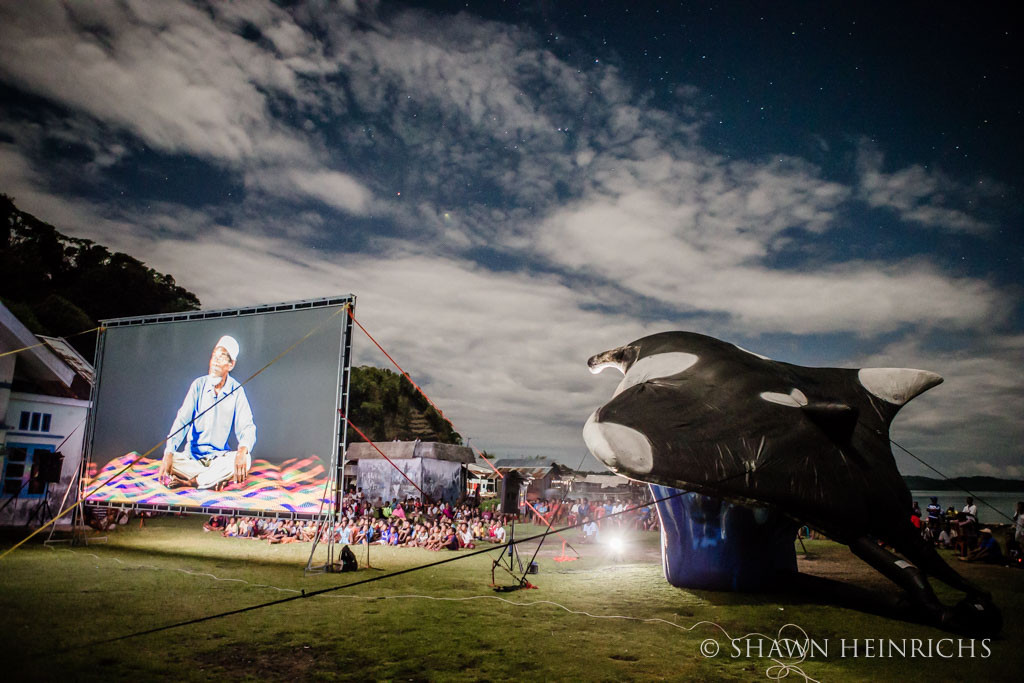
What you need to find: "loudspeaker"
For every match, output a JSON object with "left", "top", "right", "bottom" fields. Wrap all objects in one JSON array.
[
  {"left": 35, "top": 451, "right": 64, "bottom": 483},
  {"left": 339, "top": 544, "right": 358, "bottom": 572},
  {"left": 500, "top": 471, "right": 524, "bottom": 514}
]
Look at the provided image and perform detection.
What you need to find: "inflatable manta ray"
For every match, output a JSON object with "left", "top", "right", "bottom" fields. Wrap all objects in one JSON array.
[{"left": 583, "top": 331, "right": 1001, "bottom": 634}]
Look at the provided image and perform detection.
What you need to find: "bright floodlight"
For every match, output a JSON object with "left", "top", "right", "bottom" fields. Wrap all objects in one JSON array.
[{"left": 607, "top": 535, "right": 625, "bottom": 554}]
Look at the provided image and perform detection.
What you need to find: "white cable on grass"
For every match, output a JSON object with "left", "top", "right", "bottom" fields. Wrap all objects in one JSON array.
[
  {"left": 48, "top": 546, "right": 302, "bottom": 593},
  {"left": 47, "top": 546, "right": 818, "bottom": 681}
]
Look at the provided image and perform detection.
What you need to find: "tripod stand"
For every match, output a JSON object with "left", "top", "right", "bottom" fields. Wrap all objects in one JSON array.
[
  {"left": 27, "top": 493, "right": 53, "bottom": 528},
  {"left": 0, "top": 477, "right": 28, "bottom": 520},
  {"left": 490, "top": 518, "right": 534, "bottom": 591},
  {"left": 43, "top": 464, "right": 105, "bottom": 547}
]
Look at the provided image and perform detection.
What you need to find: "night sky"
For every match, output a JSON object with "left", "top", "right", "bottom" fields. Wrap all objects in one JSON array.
[{"left": 1, "top": 1, "right": 1020, "bottom": 477}]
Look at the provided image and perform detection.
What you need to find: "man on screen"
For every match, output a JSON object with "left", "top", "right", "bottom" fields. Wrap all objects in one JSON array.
[{"left": 158, "top": 335, "right": 257, "bottom": 490}]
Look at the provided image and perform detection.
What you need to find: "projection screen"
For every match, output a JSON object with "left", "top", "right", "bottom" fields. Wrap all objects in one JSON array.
[{"left": 83, "top": 295, "right": 354, "bottom": 516}]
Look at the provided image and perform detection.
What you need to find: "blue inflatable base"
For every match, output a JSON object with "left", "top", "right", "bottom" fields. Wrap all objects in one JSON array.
[{"left": 651, "top": 484, "right": 798, "bottom": 592}]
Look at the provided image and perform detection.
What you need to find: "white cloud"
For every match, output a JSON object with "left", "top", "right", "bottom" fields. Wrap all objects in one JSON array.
[
  {"left": 858, "top": 335, "right": 1024, "bottom": 478},
  {"left": 16, "top": 177, "right": 1013, "bottom": 475},
  {"left": 0, "top": 1, "right": 1018, "bottom": 478},
  {"left": 249, "top": 167, "right": 375, "bottom": 215},
  {"left": 59, "top": 216, "right": 1015, "bottom": 477},
  {"left": 347, "top": 10, "right": 579, "bottom": 135},
  {"left": 0, "top": 143, "right": 42, "bottom": 198},
  {"left": 528, "top": 154, "right": 1004, "bottom": 335},
  {"left": 120, "top": 228, "right": 660, "bottom": 460},
  {"left": 0, "top": 142, "right": 155, "bottom": 250},
  {"left": 0, "top": 0, "right": 314, "bottom": 163},
  {"left": 856, "top": 143, "right": 993, "bottom": 234}
]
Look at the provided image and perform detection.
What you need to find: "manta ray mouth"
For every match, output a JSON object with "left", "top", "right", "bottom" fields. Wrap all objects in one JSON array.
[
  {"left": 587, "top": 344, "right": 638, "bottom": 375},
  {"left": 583, "top": 411, "right": 653, "bottom": 476}
]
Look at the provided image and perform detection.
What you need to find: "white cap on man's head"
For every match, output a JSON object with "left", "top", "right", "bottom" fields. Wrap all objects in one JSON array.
[{"left": 216, "top": 335, "right": 240, "bottom": 361}]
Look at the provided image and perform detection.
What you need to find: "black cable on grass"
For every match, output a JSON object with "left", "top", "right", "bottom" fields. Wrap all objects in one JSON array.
[
  {"left": 58, "top": 383, "right": 1000, "bottom": 655},
  {"left": 518, "top": 449, "right": 591, "bottom": 582},
  {"left": 76, "top": 486, "right": 699, "bottom": 651},
  {"left": 0, "top": 305, "right": 350, "bottom": 561},
  {"left": 74, "top": 444, "right": 792, "bottom": 651}
]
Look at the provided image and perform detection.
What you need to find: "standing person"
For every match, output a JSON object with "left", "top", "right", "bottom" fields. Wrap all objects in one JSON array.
[
  {"left": 1014, "top": 501, "right": 1024, "bottom": 544},
  {"left": 1009, "top": 501, "right": 1024, "bottom": 562},
  {"left": 944, "top": 505, "right": 958, "bottom": 524},
  {"left": 955, "top": 512, "right": 978, "bottom": 557},
  {"left": 910, "top": 504, "right": 922, "bottom": 530},
  {"left": 580, "top": 498, "right": 591, "bottom": 524},
  {"left": 926, "top": 497, "right": 942, "bottom": 531},
  {"left": 158, "top": 335, "right": 257, "bottom": 490},
  {"left": 962, "top": 497, "right": 978, "bottom": 524},
  {"left": 533, "top": 499, "right": 548, "bottom": 525},
  {"left": 638, "top": 503, "right": 652, "bottom": 531},
  {"left": 568, "top": 500, "right": 580, "bottom": 527}
]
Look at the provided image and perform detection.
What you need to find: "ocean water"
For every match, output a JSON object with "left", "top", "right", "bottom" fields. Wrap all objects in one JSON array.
[{"left": 910, "top": 490, "right": 1023, "bottom": 526}]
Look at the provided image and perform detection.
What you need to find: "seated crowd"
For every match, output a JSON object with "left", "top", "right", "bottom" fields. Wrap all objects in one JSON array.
[
  {"left": 204, "top": 490, "right": 512, "bottom": 550},
  {"left": 203, "top": 490, "right": 660, "bottom": 549},
  {"left": 528, "top": 495, "right": 659, "bottom": 537},
  {"left": 912, "top": 496, "right": 1024, "bottom": 566},
  {"left": 197, "top": 488, "right": 1021, "bottom": 568}
]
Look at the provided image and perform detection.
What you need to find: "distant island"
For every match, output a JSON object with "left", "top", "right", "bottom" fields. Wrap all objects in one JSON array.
[{"left": 904, "top": 475, "right": 1024, "bottom": 493}]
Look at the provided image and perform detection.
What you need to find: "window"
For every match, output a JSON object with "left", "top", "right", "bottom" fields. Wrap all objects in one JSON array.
[
  {"left": 3, "top": 447, "right": 27, "bottom": 495},
  {"left": 1, "top": 444, "right": 53, "bottom": 497},
  {"left": 17, "top": 411, "right": 52, "bottom": 433}
]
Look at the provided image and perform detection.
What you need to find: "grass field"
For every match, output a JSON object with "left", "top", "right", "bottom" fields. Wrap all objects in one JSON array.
[{"left": 1, "top": 516, "right": 1022, "bottom": 681}]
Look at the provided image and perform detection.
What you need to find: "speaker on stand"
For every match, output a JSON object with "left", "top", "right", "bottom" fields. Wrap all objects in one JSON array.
[
  {"left": 500, "top": 471, "right": 524, "bottom": 517},
  {"left": 28, "top": 451, "right": 63, "bottom": 526},
  {"left": 36, "top": 451, "right": 65, "bottom": 483}
]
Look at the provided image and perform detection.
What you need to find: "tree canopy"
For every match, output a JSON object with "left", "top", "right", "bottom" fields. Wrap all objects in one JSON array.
[
  {"left": 1, "top": 194, "right": 464, "bottom": 448},
  {"left": 0, "top": 194, "right": 201, "bottom": 360},
  {"left": 346, "top": 366, "right": 463, "bottom": 446}
]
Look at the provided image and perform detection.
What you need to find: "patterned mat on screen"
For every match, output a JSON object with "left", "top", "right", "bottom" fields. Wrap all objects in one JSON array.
[{"left": 84, "top": 454, "right": 332, "bottom": 513}]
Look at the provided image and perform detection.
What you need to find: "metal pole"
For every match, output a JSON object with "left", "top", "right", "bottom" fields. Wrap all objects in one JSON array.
[{"left": 305, "top": 300, "right": 355, "bottom": 573}]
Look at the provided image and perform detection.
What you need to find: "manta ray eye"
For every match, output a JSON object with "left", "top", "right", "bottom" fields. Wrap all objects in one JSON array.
[{"left": 759, "top": 388, "right": 809, "bottom": 407}]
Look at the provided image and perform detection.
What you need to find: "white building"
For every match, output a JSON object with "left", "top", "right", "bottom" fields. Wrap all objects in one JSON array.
[{"left": 1, "top": 303, "right": 92, "bottom": 527}]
